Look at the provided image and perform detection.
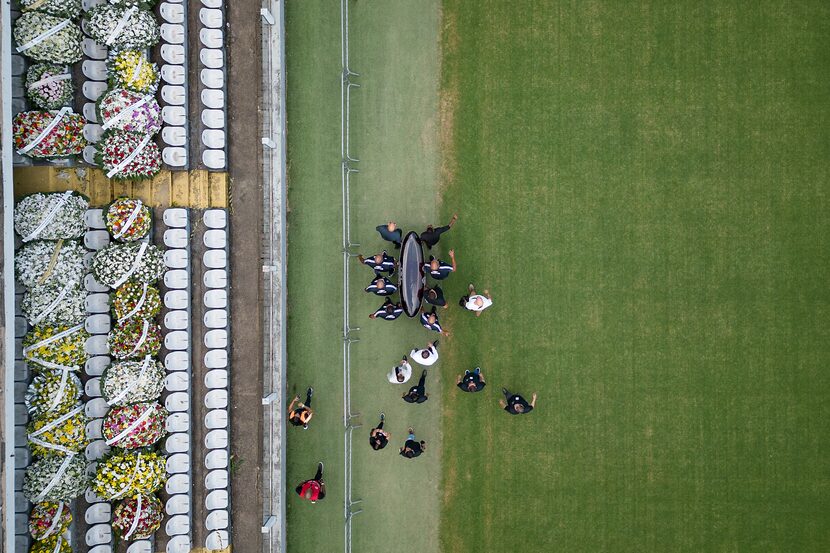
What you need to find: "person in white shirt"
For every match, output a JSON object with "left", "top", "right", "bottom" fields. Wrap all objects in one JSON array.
[
  {"left": 410, "top": 341, "right": 439, "bottom": 366},
  {"left": 459, "top": 283, "right": 492, "bottom": 317},
  {"left": 387, "top": 356, "right": 412, "bottom": 384}
]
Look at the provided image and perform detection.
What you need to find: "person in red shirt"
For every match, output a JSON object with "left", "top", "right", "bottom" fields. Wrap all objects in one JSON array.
[{"left": 296, "top": 462, "right": 326, "bottom": 503}]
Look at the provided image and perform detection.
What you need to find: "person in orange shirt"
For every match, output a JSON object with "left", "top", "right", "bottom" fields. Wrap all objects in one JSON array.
[
  {"left": 296, "top": 463, "right": 326, "bottom": 503},
  {"left": 288, "top": 387, "right": 314, "bottom": 430}
]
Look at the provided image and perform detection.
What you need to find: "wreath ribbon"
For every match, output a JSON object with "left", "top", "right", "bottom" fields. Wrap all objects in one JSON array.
[
  {"left": 16, "top": 19, "right": 70, "bottom": 53},
  {"left": 38, "top": 239, "right": 64, "bottom": 284},
  {"left": 105, "top": 6, "right": 138, "bottom": 45},
  {"left": 128, "top": 56, "right": 146, "bottom": 87},
  {"left": 22, "top": 191, "right": 73, "bottom": 242},
  {"left": 27, "top": 72, "right": 72, "bottom": 91},
  {"left": 46, "top": 367, "right": 71, "bottom": 413},
  {"left": 112, "top": 199, "right": 145, "bottom": 239},
  {"left": 105, "top": 403, "right": 156, "bottom": 446},
  {"left": 24, "top": 323, "right": 85, "bottom": 355},
  {"left": 107, "top": 355, "right": 153, "bottom": 405},
  {"left": 42, "top": 501, "right": 65, "bottom": 540},
  {"left": 31, "top": 279, "right": 76, "bottom": 325},
  {"left": 121, "top": 319, "right": 150, "bottom": 359},
  {"left": 110, "top": 452, "right": 142, "bottom": 499},
  {"left": 106, "top": 134, "right": 153, "bottom": 179},
  {"left": 101, "top": 94, "right": 154, "bottom": 131},
  {"left": 34, "top": 453, "right": 76, "bottom": 502},
  {"left": 117, "top": 282, "right": 148, "bottom": 324},
  {"left": 30, "top": 404, "right": 85, "bottom": 438},
  {"left": 111, "top": 242, "right": 148, "bottom": 288},
  {"left": 124, "top": 494, "right": 143, "bottom": 539}
]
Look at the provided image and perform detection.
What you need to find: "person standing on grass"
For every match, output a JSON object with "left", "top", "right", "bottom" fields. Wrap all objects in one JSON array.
[
  {"left": 459, "top": 283, "right": 492, "bottom": 316},
  {"left": 358, "top": 251, "right": 396, "bottom": 274},
  {"left": 376, "top": 221, "right": 403, "bottom": 249},
  {"left": 500, "top": 388, "right": 537, "bottom": 415},
  {"left": 387, "top": 356, "right": 412, "bottom": 384},
  {"left": 370, "top": 298, "right": 404, "bottom": 320},
  {"left": 402, "top": 370, "right": 429, "bottom": 404},
  {"left": 369, "top": 413, "right": 391, "bottom": 451},
  {"left": 288, "top": 387, "right": 314, "bottom": 429},
  {"left": 457, "top": 367, "right": 486, "bottom": 393},
  {"left": 424, "top": 250, "right": 456, "bottom": 280},
  {"left": 424, "top": 285, "right": 448, "bottom": 309},
  {"left": 409, "top": 341, "right": 439, "bottom": 366},
  {"left": 420, "top": 306, "right": 449, "bottom": 336},
  {"left": 420, "top": 213, "right": 458, "bottom": 249},
  {"left": 365, "top": 276, "right": 398, "bottom": 296},
  {"left": 400, "top": 428, "right": 426, "bottom": 459},
  {"left": 296, "top": 462, "right": 326, "bottom": 503}
]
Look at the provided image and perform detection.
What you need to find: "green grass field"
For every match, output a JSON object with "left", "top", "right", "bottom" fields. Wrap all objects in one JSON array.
[{"left": 286, "top": 1, "right": 830, "bottom": 552}]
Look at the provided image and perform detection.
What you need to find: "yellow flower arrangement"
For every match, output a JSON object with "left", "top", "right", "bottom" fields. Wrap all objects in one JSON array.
[{"left": 108, "top": 50, "right": 159, "bottom": 94}]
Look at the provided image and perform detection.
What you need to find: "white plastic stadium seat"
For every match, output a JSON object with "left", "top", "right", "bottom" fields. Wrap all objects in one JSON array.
[
  {"left": 166, "top": 514, "right": 190, "bottom": 537},
  {"left": 85, "top": 335, "right": 109, "bottom": 356},
  {"left": 202, "top": 0, "right": 222, "bottom": 8},
  {"left": 204, "top": 329, "right": 227, "bottom": 348},
  {"left": 165, "top": 351, "right": 189, "bottom": 371},
  {"left": 203, "top": 269, "right": 227, "bottom": 289},
  {"left": 203, "top": 150, "right": 227, "bottom": 170},
  {"left": 81, "top": 0, "right": 104, "bottom": 10},
  {"left": 167, "top": 535, "right": 191, "bottom": 553},
  {"left": 162, "top": 126, "right": 187, "bottom": 147},
  {"left": 206, "top": 530, "right": 230, "bottom": 550},
  {"left": 86, "top": 419, "right": 103, "bottom": 439},
  {"left": 163, "top": 208, "right": 188, "bottom": 228},
  {"left": 162, "top": 85, "right": 186, "bottom": 106},
  {"left": 84, "top": 274, "right": 107, "bottom": 291},
  {"left": 165, "top": 494, "right": 190, "bottom": 516},
  {"left": 204, "top": 369, "right": 228, "bottom": 389},
  {"left": 85, "top": 294, "right": 109, "bottom": 313},
  {"left": 86, "top": 524, "right": 112, "bottom": 546},
  {"left": 82, "top": 60, "right": 107, "bottom": 81},
  {"left": 164, "top": 310, "right": 188, "bottom": 331},
  {"left": 200, "top": 8, "right": 223, "bottom": 28},
  {"left": 165, "top": 433, "right": 189, "bottom": 454},
  {"left": 206, "top": 510, "right": 229, "bottom": 531},
  {"left": 163, "top": 147, "right": 188, "bottom": 167},
  {"left": 204, "top": 209, "right": 227, "bottom": 228},
  {"left": 83, "top": 38, "right": 107, "bottom": 60},
  {"left": 85, "top": 314, "right": 110, "bottom": 334},
  {"left": 205, "top": 449, "right": 228, "bottom": 470},
  {"left": 204, "top": 309, "right": 228, "bottom": 329},
  {"left": 88, "top": 546, "right": 114, "bottom": 553},
  {"left": 127, "top": 541, "right": 152, "bottom": 553},
  {"left": 165, "top": 392, "right": 190, "bottom": 412},
  {"left": 160, "top": 23, "right": 185, "bottom": 44},
  {"left": 160, "top": 3, "right": 185, "bottom": 24},
  {"left": 83, "top": 102, "right": 98, "bottom": 123},
  {"left": 85, "top": 377, "right": 101, "bottom": 397},
  {"left": 164, "top": 289, "right": 189, "bottom": 309},
  {"left": 205, "top": 409, "right": 228, "bottom": 429},
  {"left": 200, "top": 48, "right": 224, "bottom": 69},
  {"left": 164, "top": 249, "right": 188, "bottom": 269},
  {"left": 203, "top": 229, "right": 227, "bottom": 249},
  {"left": 165, "top": 412, "right": 189, "bottom": 433},
  {"left": 84, "top": 230, "right": 110, "bottom": 251},
  {"left": 85, "top": 398, "right": 109, "bottom": 418},
  {"left": 161, "top": 64, "right": 185, "bottom": 85},
  {"left": 85, "top": 209, "right": 106, "bottom": 229},
  {"left": 161, "top": 44, "right": 185, "bottom": 65},
  {"left": 85, "top": 488, "right": 104, "bottom": 504},
  {"left": 164, "top": 270, "right": 189, "bottom": 290},
  {"left": 203, "top": 250, "right": 227, "bottom": 269},
  {"left": 164, "top": 330, "right": 189, "bottom": 351},
  {"left": 85, "top": 440, "right": 110, "bottom": 461},
  {"left": 85, "top": 356, "right": 110, "bottom": 376},
  {"left": 83, "top": 81, "right": 107, "bottom": 101},
  {"left": 204, "top": 349, "right": 228, "bottom": 369},
  {"left": 162, "top": 106, "right": 186, "bottom": 126},
  {"left": 205, "top": 489, "right": 228, "bottom": 510},
  {"left": 202, "top": 129, "right": 225, "bottom": 149},
  {"left": 201, "top": 68, "right": 224, "bottom": 89},
  {"left": 83, "top": 124, "right": 103, "bottom": 143},
  {"left": 204, "top": 389, "right": 228, "bottom": 409},
  {"left": 199, "top": 28, "right": 222, "bottom": 48},
  {"left": 201, "top": 109, "right": 225, "bottom": 129},
  {"left": 85, "top": 502, "right": 111, "bottom": 524},
  {"left": 83, "top": 145, "right": 99, "bottom": 166},
  {"left": 164, "top": 371, "right": 189, "bottom": 392},
  {"left": 166, "top": 453, "right": 190, "bottom": 474},
  {"left": 203, "top": 289, "right": 227, "bottom": 309},
  {"left": 165, "top": 474, "right": 189, "bottom": 495},
  {"left": 205, "top": 469, "right": 229, "bottom": 489},
  {"left": 163, "top": 228, "right": 188, "bottom": 249}
]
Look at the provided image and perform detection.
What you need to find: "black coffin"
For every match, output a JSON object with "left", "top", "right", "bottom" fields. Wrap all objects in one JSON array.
[{"left": 399, "top": 231, "right": 425, "bottom": 317}]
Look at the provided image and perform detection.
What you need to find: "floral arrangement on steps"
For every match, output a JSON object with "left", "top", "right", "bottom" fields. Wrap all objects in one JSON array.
[
  {"left": 105, "top": 197, "right": 152, "bottom": 242},
  {"left": 27, "top": 408, "right": 89, "bottom": 457},
  {"left": 107, "top": 319, "right": 162, "bottom": 360},
  {"left": 25, "top": 372, "right": 82, "bottom": 418},
  {"left": 93, "top": 451, "right": 167, "bottom": 499},
  {"left": 22, "top": 324, "right": 90, "bottom": 373},
  {"left": 12, "top": 110, "right": 86, "bottom": 159},
  {"left": 28, "top": 501, "right": 72, "bottom": 541},
  {"left": 112, "top": 494, "right": 164, "bottom": 540},
  {"left": 96, "top": 130, "right": 162, "bottom": 180},
  {"left": 84, "top": 5, "right": 159, "bottom": 51},
  {"left": 98, "top": 88, "right": 162, "bottom": 136},
  {"left": 102, "top": 402, "right": 168, "bottom": 449},
  {"left": 22, "top": 282, "right": 87, "bottom": 327},
  {"left": 20, "top": 0, "right": 82, "bottom": 19},
  {"left": 29, "top": 535, "right": 73, "bottom": 553},
  {"left": 13, "top": 13, "right": 83, "bottom": 64},
  {"left": 23, "top": 454, "right": 89, "bottom": 502},
  {"left": 25, "top": 63, "right": 75, "bottom": 110},
  {"left": 91, "top": 241, "right": 165, "bottom": 288},
  {"left": 108, "top": 50, "right": 159, "bottom": 94},
  {"left": 14, "top": 192, "right": 88, "bottom": 242},
  {"left": 101, "top": 358, "right": 165, "bottom": 405},
  {"left": 111, "top": 282, "right": 161, "bottom": 323}
]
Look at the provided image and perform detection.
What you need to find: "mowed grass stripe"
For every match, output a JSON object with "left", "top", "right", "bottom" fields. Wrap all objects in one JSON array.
[{"left": 439, "top": 1, "right": 830, "bottom": 552}]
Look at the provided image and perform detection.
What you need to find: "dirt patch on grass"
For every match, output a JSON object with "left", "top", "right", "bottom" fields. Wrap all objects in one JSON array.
[{"left": 437, "top": 5, "right": 459, "bottom": 197}]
